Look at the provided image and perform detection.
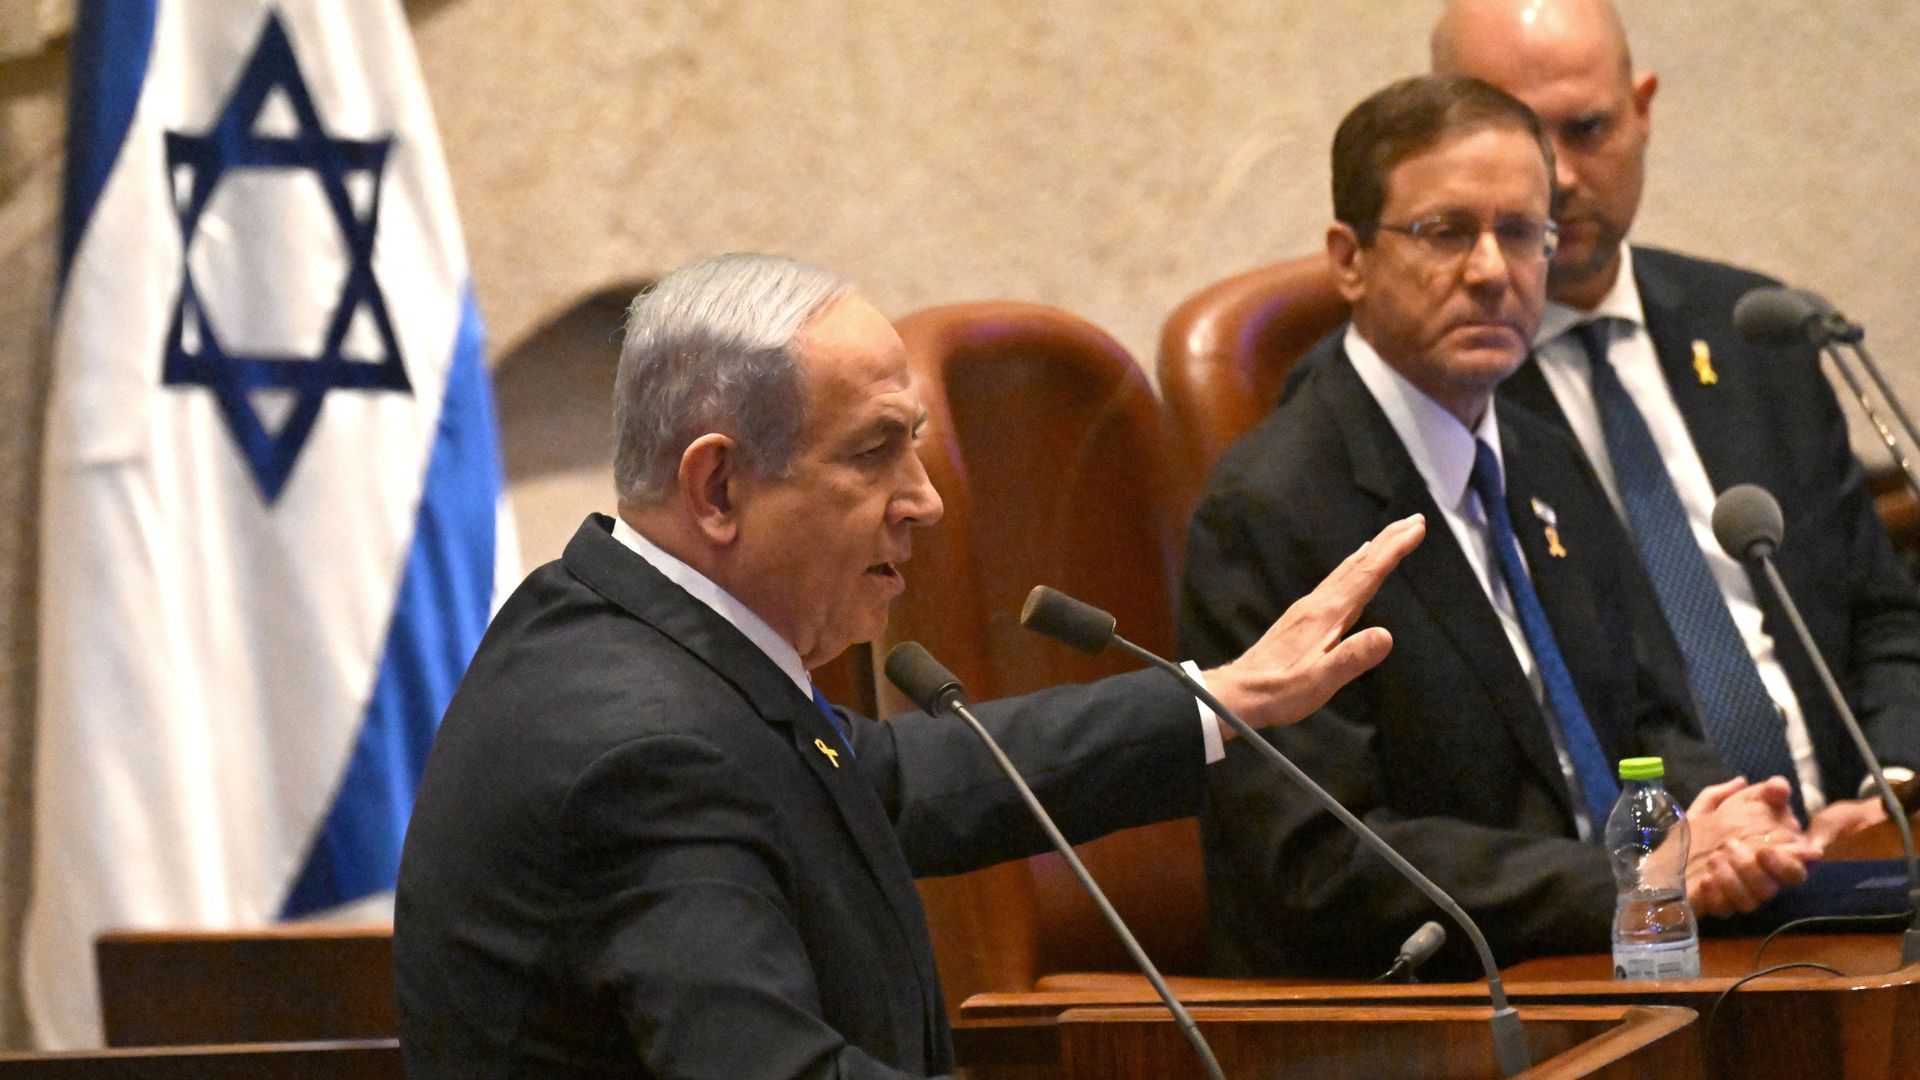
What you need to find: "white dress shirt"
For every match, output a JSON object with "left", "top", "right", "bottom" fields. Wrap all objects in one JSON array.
[
  {"left": 610, "top": 517, "right": 1225, "bottom": 762},
  {"left": 1531, "top": 245, "right": 1825, "bottom": 811},
  {"left": 1347, "top": 328, "right": 1597, "bottom": 836}
]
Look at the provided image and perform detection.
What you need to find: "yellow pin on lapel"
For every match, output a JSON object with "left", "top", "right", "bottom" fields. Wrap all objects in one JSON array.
[
  {"left": 1530, "top": 497, "right": 1568, "bottom": 558},
  {"left": 1691, "top": 339, "right": 1718, "bottom": 385},
  {"left": 814, "top": 738, "right": 841, "bottom": 768}
]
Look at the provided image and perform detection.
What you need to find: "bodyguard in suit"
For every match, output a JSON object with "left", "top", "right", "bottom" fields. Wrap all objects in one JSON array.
[
  {"left": 1433, "top": 0, "right": 1920, "bottom": 840},
  {"left": 395, "top": 252, "right": 1426, "bottom": 1078},
  {"left": 1182, "top": 75, "right": 1815, "bottom": 978}
]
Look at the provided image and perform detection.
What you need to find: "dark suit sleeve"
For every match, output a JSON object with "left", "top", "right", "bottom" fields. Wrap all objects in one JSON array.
[
  {"left": 855, "top": 670, "right": 1210, "bottom": 878},
  {"left": 1803, "top": 370, "right": 1920, "bottom": 778},
  {"left": 563, "top": 733, "right": 949, "bottom": 1080},
  {"left": 1182, "top": 490, "right": 1616, "bottom": 975}
]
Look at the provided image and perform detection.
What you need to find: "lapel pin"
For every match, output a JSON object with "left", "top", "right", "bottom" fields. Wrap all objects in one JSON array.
[
  {"left": 1530, "top": 497, "right": 1568, "bottom": 558},
  {"left": 814, "top": 738, "right": 841, "bottom": 768},
  {"left": 1691, "top": 339, "right": 1718, "bottom": 386}
]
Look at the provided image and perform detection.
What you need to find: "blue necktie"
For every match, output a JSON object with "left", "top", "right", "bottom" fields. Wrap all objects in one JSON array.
[
  {"left": 812, "top": 686, "right": 855, "bottom": 757},
  {"left": 1469, "top": 439, "right": 1621, "bottom": 832},
  {"left": 1574, "top": 321, "right": 1798, "bottom": 807}
]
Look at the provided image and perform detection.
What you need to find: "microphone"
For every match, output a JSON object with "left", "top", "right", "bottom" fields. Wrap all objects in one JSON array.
[
  {"left": 1732, "top": 286, "right": 1861, "bottom": 347},
  {"left": 1374, "top": 921, "right": 1448, "bottom": 984},
  {"left": 881, "top": 642, "right": 1227, "bottom": 1080},
  {"left": 1711, "top": 484, "right": 1920, "bottom": 965},
  {"left": 1020, "top": 587, "right": 1533, "bottom": 1077},
  {"left": 1735, "top": 286, "right": 1920, "bottom": 505}
]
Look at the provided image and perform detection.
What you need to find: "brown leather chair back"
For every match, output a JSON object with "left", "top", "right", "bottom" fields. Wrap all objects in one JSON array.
[
  {"left": 884, "top": 301, "right": 1208, "bottom": 1010},
  {"left": 1158, "top": 254, "right": 1348, "bottom": 503}
]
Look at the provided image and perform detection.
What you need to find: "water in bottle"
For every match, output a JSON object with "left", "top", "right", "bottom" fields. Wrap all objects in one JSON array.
[{"left": 1605, "top": 756, "right": 1701, "bottom": 980}]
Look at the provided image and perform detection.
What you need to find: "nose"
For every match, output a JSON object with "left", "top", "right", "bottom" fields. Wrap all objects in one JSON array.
[
  {"left": 1549, "top": 138, "right": 1580, "bottom": 200},
  {"left": 896, "top": 448, "right": 945, "bottom": 527},
  {"left": 1461, "top": 228, "right": 1511, "bottom": 287}
]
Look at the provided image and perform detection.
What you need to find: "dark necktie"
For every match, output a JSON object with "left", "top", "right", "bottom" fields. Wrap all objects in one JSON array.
[
  {"left": 813, "top": 686, "right": 855, "bottom": 757},
  {"left": 1573, "top": 321, "right": 1799, "bottom": 807},
  {"left": 1469, "top": 439, "right": 1621, "bottom": 832}
]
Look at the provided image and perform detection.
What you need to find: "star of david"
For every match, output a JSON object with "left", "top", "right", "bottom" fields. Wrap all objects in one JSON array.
[{"left": 162, "top": 11, "right": 411, "bottom": 502}]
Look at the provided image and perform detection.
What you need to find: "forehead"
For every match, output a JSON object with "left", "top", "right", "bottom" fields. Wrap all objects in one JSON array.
[
  {"left": 1454, "top": 22, "right": 1631, "bottom": 120},
  {"left": 794, "top": 294, "right": 918, "bottom": 432},
  {"left": 1382, "top": 125, "right": 1551, "bottom": 213}
]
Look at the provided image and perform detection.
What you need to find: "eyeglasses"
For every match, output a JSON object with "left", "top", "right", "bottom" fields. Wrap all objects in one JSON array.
[{"left": 1366, "top": 212, "right": 1559, "bottom": 262}]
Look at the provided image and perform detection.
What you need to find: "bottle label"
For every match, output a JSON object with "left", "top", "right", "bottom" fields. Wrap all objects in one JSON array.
[{"left": 1612, "top": 940, "right": 1701, "bottom": 981}]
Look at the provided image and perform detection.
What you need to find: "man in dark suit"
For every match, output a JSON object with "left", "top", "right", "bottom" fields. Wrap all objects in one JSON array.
[
  {"left": 1183, "top": 75, "right": 1814, "bottom": 978},
  {"left": 395, "top": 253, "right": 1425, "bottom": 1078},
  {"left": 1433, "top": 0, "right": 1920, "bottom": 841}
]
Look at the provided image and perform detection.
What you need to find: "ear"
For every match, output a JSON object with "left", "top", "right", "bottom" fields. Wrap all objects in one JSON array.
[
  {"left": 1326, "top": 222, "right": 1368, "bottom": 305},
  {"left": 1631, "top": 70, "right": 1658, "bottom": 119},
  {"left": 678, "top": 433, "right": 740, "bottom": 546}
]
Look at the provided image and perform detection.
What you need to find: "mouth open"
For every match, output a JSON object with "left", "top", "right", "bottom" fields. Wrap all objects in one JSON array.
[{"left": 867, "top": 562, "right": 904, "bottom": 587}]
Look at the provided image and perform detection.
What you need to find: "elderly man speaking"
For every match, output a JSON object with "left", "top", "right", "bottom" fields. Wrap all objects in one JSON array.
[{"left": 393, "top": 252, "right": 1424, "bottom": 1079}]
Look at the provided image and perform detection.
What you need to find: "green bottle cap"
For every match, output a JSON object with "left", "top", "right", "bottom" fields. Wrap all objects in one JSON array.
[{"left": 1617, "top": 756, "right": 1665, "bottom": 780}]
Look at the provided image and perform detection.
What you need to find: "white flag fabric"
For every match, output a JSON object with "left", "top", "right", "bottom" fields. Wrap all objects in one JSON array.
[{"left": 27, "top": 0, "right": 507, "bottom": 1047}]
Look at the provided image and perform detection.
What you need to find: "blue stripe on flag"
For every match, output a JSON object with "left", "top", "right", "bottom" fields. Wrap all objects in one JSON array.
[
  {"left": 282, "top": 290, "right": 499, "bottom": 916},
  {"left": 60, "top": 0, "right": 158, "bottom": 287}
]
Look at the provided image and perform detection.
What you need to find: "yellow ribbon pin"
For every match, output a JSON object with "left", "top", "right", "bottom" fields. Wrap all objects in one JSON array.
[
  {"left": 1691, "top": 339, "right": 1717, "bottom": 385},
  {"left": 1530, "top": 497, "right": 1568, "bottom": 558},
  {"left": 814, "top": 738, "right": 841, "bottom": 768}
]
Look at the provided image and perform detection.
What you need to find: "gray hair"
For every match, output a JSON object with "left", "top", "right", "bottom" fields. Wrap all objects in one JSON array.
[{"left": 612, "top": 253, "right": 854, "bottom": 505}]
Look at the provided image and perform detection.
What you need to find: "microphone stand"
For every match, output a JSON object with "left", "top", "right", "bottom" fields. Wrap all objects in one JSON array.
[
  {"left": 1101, "top": 632, "right": 1534, "bottom": 1076},
  {"left": 883, "top": 644, "right": 1228, "bottom": 1080},
  {"left": 1817, "top": 334, "right": 1920, "bottom": 505},
  {"left": 1751, "top": 555, "right": 1920, "bottom": 966}
]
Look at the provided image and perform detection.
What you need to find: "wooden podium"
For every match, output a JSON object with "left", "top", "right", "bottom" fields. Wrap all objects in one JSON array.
[
  {"left": 959, "top": 807, "right": 1920, "bottom": 1078},
  {"left": 1019, "top": 1004, "right": 1698, "bottom": 1080},
  {"left": 958, "top": 935, "right": 1918, "bottom": 1079}
]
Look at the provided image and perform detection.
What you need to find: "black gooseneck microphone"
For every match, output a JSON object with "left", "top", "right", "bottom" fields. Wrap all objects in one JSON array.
[
  {"left": 1734, "top": 285, "right": 1920, "bottom": 504},
  {"left": 1018, "top": 587, "right": 1533, "bottom": 1077},
  {"left": 1711, "top": 483, "right": 1920, "bottom": 966},
  {"left": 881, "top": 642, "right": 1227, "bottom": 1080}
]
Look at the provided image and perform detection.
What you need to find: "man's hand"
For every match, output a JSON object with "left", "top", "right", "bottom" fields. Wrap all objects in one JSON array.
[
  {"left": 1205, "top": 514, "right": 1425, "bottom": 734},
  {"left": 1807, "top": 796, "right": 1889, "bottom": 853},
  {"left": 1683, "top": 776, "right": 1818, "bottom": 917}
]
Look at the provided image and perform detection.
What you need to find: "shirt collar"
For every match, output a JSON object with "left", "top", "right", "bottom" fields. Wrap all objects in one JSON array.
[
  {"left": 1537, "top": 242, "right": 1645, "bottom": 344},
  {"left": 609, "top": 515, "right": 814, "bottom": 700},
  {"left": 1345, "top": 325, "right": 1504, "bottom": 512}
]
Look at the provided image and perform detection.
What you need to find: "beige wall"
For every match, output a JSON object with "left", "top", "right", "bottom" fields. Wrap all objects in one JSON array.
[{"left": 0, "top": 0, "right": 1916, "bottom": 1046}]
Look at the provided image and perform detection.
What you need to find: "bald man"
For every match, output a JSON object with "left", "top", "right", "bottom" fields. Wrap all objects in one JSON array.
[{"left": 1434, "top": 0, "right": 1920, "bottom": 845}]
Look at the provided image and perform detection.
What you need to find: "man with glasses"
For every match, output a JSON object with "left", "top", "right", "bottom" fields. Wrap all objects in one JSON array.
[
  {"left": 1181, "top": 75, "right": 1813, "bottom": 978},
  {"left": 1435, "top": 0, "right": 1920, "bottom": 843}
]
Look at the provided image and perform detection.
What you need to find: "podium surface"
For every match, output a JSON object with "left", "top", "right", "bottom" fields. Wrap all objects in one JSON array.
[{"left": 1040, "top": 1004, "right": 1698, "bottom": 1080}]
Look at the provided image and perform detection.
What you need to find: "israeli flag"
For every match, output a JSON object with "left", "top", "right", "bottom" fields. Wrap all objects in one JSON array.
[{"left": 26, "top": 0, "right": 511, "bottom": 1047}]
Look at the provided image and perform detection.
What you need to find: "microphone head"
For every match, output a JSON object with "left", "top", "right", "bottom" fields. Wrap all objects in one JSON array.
[
  {"left": 883, "top": 641, "right": 966, "bottom": 715},
  {"left": 1397, "top": 920, "right": 1448, "bottom": 971},
  {"left": 1712, "top": 483, "right": 1785, "bottom": 561},
  {"left": 1019, "top": 586, "right": 1117, "bottom": 654},
  {"left": 1733, "top": 286, "right": 1822, "bottom": 345}
]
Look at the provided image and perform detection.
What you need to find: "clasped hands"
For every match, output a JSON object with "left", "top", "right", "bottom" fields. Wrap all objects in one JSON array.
[{"left": 1681, "top": 776, "right": 1889, "bottom": 917}]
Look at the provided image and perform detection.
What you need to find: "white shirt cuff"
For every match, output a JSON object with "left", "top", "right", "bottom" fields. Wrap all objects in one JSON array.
[{"left": 1182, "top": 660, "right": 1226, "bottom": 764}]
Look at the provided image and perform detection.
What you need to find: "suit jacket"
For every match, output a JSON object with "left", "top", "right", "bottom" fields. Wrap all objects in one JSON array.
[
  {"left": 1181, "top": 342, "right": 1733, "bottom": 978},
  {"left": 1500, "top": 247, "right": 1920, "bottom": 798},
  {"left": 396, "top": 515, "right": 1205, "bottom": 1080}
]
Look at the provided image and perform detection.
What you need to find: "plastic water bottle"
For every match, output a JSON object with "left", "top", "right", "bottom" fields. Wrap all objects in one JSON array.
[{"left": 1605, "top": 756, "right": 1701, "bottom": 980}]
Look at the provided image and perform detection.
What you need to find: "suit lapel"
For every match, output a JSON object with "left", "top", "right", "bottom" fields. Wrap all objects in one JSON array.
[
  {"left": 1500, "top": 419, "right": 1631, "bottom": 765},
  {"left": 1636, "top": 252, "right": 1751, "bottom": 492},
  {"left": 1320, "top": 360, "right": 1574, "bottom": 804},
  {"left": 561, "top": 516, "right": 944, "bottom": 1022}
]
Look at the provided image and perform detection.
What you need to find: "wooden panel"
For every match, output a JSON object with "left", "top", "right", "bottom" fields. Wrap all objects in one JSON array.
[
  {"left": 0, "top": 1040, "right": 400, "bottom": 1080},
  {"left": 957, "top": 934, "right": 1920, "bottom": 1080},
  {"left": 94, "top": 927, "right": 395, "bottom": 1047},
  {"left": 1038, "top": 1004, "right": 1698, "bottom": 1080}
]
